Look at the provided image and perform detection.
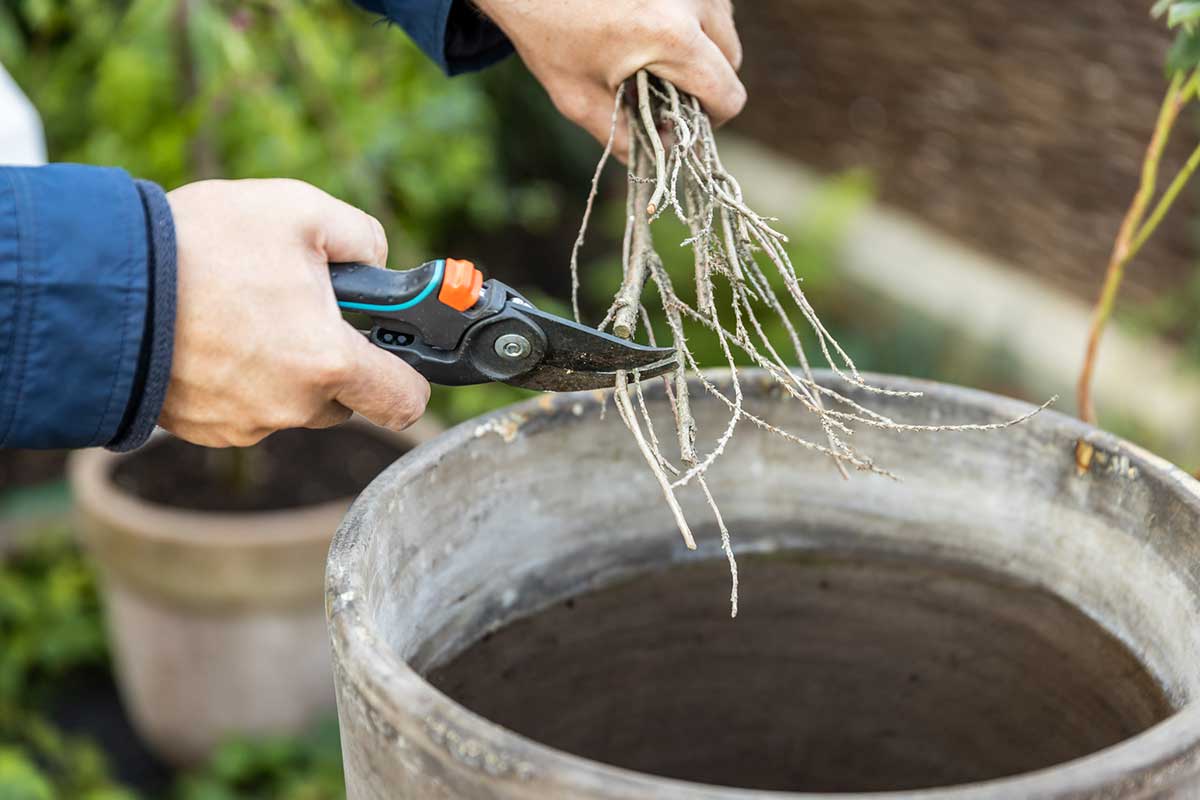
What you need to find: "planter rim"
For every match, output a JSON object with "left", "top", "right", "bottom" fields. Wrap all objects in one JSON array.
[
  {"left": 69, "top": 417, "right": 442, "bottom": 550},
  {"left": 327, "top": 370, "right": 1200, "bottom": 799}
]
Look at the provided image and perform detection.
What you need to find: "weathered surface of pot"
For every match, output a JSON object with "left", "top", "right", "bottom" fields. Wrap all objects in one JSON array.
[
  {"left": 69, "top": 416, "right": 440, "bottom": 766},
  {"left": 326, "top": 372, "right": 1200, "bottom": 798}
]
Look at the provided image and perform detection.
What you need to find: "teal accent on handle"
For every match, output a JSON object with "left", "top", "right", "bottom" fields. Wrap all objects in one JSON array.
[{"left": 337, "top": 259, "right": 444, "bottom": 312}]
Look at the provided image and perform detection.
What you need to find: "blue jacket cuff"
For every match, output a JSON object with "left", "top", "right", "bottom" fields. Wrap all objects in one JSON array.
[
  {"left": 357, "top": 0, "right": 513, "bottom": 75},
  {"left": 0, "top": 165, "right": 152, "bottom": 449},
  {"left": 442, "top": 0, "right": 513, "bottom": 75},
  {"left": 107, "top": 179, "right": 176, "bottom": 452}
]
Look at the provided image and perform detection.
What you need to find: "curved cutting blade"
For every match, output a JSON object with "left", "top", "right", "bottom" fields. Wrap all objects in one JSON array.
[{"left": 506, "top": 305, "right": 678, "bottom": 391}]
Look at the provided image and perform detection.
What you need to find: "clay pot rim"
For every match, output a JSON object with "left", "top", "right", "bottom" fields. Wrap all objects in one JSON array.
[
  {"left": 327, "top": 370, "right": 1200, "bottom": 799},
  {"left": 70, "top": 416, "right": 442, "bottom": 550}
]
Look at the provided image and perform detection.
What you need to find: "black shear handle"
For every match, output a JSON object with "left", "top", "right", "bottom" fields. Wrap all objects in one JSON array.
[{"left": 328, "top": 261, "right": 442, "bottom": 312}]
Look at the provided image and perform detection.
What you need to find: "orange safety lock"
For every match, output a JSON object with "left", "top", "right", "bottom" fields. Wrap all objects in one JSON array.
[{"left": 438, "top": 258, "right": 484, "bottom": 312}]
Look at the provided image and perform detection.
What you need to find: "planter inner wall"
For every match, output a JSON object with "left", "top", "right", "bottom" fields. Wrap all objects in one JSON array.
[
  {"left": 329, "top": 373, "right": 1200, "bottom": 798},
  {"left": 427, "top": 552, "right": 1171, "bottom": 792}
]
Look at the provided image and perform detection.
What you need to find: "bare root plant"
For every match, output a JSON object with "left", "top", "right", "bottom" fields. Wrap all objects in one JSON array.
[{"left": 572, "top": 72, "right": 1051, "bottom": 617}]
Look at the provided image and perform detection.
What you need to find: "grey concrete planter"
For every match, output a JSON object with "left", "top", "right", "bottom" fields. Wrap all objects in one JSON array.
[
  {"left": 327, "top": 372, "right": 1200, "bottom": 798},
  {"left": 69, "top": 416, "right": 440, "bottom": 766}
]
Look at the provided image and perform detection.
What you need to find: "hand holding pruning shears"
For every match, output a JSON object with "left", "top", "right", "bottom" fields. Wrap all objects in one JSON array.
[{"left": 161, "top": 179, "right": 674, "bottom": 448}]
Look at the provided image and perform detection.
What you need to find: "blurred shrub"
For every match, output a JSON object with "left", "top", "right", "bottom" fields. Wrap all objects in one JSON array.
[
  {"left": 0, "top": 530, "right": 348, "bottom": 800},
  {"left": 0, "top": 531, "right": 134, "bottom": 800},
  {"left": 0, "top": 0, "right": 515, "bottom": 258},
  {"left": 0, "top": 529, "right": 105, "bottom": 705},
  {"left": 173, "top": 719, "right": 343, "bottom": 800},
  {"left": 0, "top": 713, "right": 138, "bottom": 800}
]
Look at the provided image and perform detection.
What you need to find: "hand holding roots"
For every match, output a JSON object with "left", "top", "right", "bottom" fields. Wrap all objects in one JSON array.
[{"left": 571, "top": 72, "right": 1052, "bottom": 617}]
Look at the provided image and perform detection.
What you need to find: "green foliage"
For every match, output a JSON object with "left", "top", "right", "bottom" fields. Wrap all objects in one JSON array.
[
  {"left": 0, "top": 709, "right": 138, "bottom": 800},
  {"left": 0, "top": 529, "right": 349, "bottom": 800},
  {"left": 0, "top": 749, "right": 55, "bottom": 800},
  {"left": 0, "top": 0, "right": 514, "bottom": 256},
  {"left": 0, "top": 531, "right": 134, "bottom": 800},
  {"left": 1153, "top": 0, "right": 1200, "bottom": 73},
  {"left": 174, "top": 719, "right": 344, "bottom": 800},
  {"left": 427, "top": 382, "right": 536, "bottom": 425},
  {"left": 0, "top": 529, "right": 106, "bottom": 706}
]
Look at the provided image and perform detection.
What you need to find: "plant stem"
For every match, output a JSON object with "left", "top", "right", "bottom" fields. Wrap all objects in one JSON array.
[
  {"left": 1130, "top": 139, "right": 1200, "bottom": 257},
  {"left": 1076, "top": 71, "right": 1193, "bottom": 425},
  {"left": 612, "top": 130, "right": 656, "bottom": 339},
  {"left": 635, "top": 70, "right": 666, "bottom": 216}
]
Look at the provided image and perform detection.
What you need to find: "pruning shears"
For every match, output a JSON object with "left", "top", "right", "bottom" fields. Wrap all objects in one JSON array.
[{"left": 330, "top": 259, "right": 677, "bottom": 391}]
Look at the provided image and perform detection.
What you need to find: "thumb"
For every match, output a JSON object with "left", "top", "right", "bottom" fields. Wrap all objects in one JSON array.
[
  {"left": 303, "top": 186, "right": 390, "bottom": 267},
  {"left": 332, "top": 325, "right": 431, "bottom": 431}
]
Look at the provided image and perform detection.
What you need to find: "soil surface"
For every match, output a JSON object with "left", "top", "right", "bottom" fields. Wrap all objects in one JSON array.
[
  {"left": 735, "top": 2, "right": 1192, "bottom": 305},
  {"left": 112, "top": 427, "right": 406, "bottom": 512}
]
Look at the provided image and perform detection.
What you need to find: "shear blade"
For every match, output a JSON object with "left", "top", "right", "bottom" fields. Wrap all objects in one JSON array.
[{"left": 504, "top": 305, "right": 678, "bottom": 391}]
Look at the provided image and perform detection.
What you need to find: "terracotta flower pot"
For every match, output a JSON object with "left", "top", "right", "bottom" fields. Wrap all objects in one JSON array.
[{"left": 69, "top": 416, "right": 440, "bottom": 766}]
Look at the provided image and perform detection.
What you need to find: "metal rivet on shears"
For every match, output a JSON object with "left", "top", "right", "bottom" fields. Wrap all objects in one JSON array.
[{"left": 495, "top": 333, "right": 532, "bottom": 360}]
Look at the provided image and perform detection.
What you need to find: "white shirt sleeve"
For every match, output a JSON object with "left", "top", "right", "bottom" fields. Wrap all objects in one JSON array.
[{"left": 0, "top": 62, "right": 46, "bottom": 166}]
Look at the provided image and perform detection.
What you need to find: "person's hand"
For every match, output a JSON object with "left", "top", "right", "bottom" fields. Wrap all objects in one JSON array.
[
  {"left": 472, "top": 0, "right": 744, "bottom": 156},
  {"left": 161, "top": 179, "right": 430, "bottom": 447}
]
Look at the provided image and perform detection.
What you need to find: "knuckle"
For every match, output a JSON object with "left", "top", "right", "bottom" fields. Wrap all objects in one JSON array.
[
  {"left": 227, "top": 428, "right": 268, "bottom": 447},
  {"left": 552, "top": 87, "right": 592, "bottom": 123},
  {"left": 273, "top": 177, "right": 316, "bottom": 196},
  {"left": 265, "top": 406, "right": 307, "bottom": 432},
  {"left": 383, "top": 383, "right": 429, "bottom": 431},
  {"left": 274, "top": 179, "right": 325, "bottom": 219},
  {"left": 661, "top": 16, "right": 702, "bottom": 49},
  {"left": 311, "top": 347, "right": 354, "bottom": 390},
  {"left": 631, "top": 12, "right": 676, "bottom": 42}
]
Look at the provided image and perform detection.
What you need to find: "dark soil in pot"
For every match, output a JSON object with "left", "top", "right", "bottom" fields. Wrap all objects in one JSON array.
[
  {"left": 428, "top": 548, "right": 1174, "bottom": 794},
  {"left": 111, "top": 426, "right": 405, "bottom": 512}
]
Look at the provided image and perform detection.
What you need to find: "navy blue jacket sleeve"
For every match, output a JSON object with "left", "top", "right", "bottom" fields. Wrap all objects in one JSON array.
[
  {"left": 354, "top": 0, "right": 512, "bottom": 75},
  {"left": 0, "top": 165, "right": 175, "bottom": 451}
]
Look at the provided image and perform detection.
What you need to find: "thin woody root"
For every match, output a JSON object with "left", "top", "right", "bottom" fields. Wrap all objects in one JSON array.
[{"left": 576, "top": 71, "right": 1051, "bottom": 617}]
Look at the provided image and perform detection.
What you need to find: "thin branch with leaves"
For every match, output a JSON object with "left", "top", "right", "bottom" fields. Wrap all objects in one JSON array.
[{"left": 1075, "top": 1, "right": 1200, "bottom": 471}]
